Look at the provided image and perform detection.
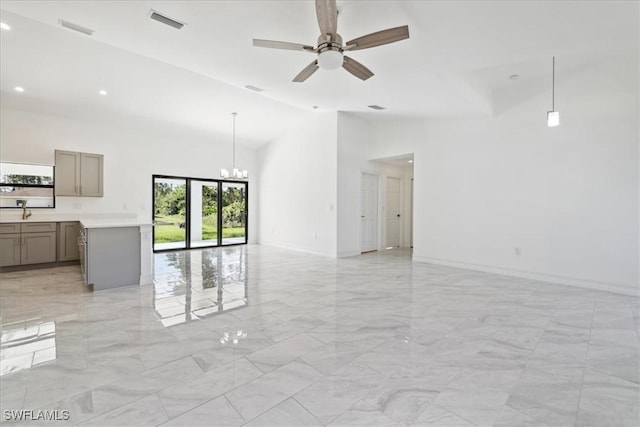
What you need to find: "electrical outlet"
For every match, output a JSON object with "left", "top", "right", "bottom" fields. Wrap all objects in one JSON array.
[{"left": 514, "top": 247, "right": 521, "bottom": 256}]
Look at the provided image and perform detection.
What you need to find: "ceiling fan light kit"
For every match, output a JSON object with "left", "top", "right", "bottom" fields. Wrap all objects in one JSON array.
[{"left": 253, "top": 0, "right": 409, "bottom": 82}]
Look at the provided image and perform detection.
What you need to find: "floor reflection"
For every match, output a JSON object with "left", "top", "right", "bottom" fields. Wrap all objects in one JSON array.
[
  {"left": 153, "top": 246, "right": 248, "bottom": 327},
  {"left": 0, "top": 319, "right": 56, "bottom": 376}
]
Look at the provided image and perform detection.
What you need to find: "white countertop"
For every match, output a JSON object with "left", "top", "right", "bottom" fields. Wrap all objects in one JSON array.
[
  {"left": 0, "top": 213, "right": 152, "bottom": 228},
  {"left": 80, "top": 218, "right": 153, "bottom": 229}
]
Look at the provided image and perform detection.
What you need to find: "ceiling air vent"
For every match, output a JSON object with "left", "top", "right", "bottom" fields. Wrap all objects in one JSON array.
[
  {"left": 245, "top": 85, "right": 265, "bottom": 93},
  {"left": 58, "top": 19, "right": 94, "bottom": 36},
  {"left": 368, "top": 105, "right": 386, "bottom": 110},
  {"left": 149, "top": 10, "right": 185, "bottom": 30}
]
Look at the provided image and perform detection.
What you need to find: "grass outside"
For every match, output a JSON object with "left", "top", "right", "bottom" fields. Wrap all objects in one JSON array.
[{"left": 154, "top": 214, "right": 244, "bottom": 243}]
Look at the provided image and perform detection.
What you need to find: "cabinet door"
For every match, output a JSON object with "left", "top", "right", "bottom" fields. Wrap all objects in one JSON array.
[
  {"left": 57, "top": 222, "right": 79, "bottom": 261},
  {"left": 80, "top": 153, "right": 103, "bottom": 197},
  {"left": 0, "top": 234, "right": 21, "bottom": 267},
  {"left": 21, "top": 232, "right": 57, "bottom": 265},
  {"left": 55, "top": 150, "right": 81, "bottom": 196}
]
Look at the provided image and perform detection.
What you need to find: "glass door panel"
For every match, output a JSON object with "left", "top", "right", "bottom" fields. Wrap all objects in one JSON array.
[
  {"left": 190, "top": 181, "right": 218, "bottom": 248},
  {"left": 153, "top": 177, "right": 187, "bottom": 251},
  {"left": 221, "top": 182, "right": 247, "bottom": 245}
]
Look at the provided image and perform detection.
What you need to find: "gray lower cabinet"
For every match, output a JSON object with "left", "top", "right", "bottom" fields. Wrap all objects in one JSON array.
[
  {"left": 0, "top": 222, "right": 57, "bottom": 267},
  {"left": 85, "top": 226, "right": 140, "bottom": 290},
  {"left": 21, "top": 232, "right": 57, "bottom": 265},
  {"left": 0, "top": 233, "right": 21, "bottom": 267},
  {"left": 57, "top": 222, "right": 80, "bottom": 261}
]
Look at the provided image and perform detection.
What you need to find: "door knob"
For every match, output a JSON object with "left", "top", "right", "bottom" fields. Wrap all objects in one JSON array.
[{"left": 397, "top": 214, "right": 401, "bottom": 218}]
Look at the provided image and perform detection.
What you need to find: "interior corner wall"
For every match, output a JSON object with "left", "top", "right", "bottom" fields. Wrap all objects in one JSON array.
[
  {"left": 337, "top": 112, "right": 371, "bottom": 257},
  {"left": 369, "top": 55, "right": 639, "bottom": 296},
  {"left": 0, "top": 107, "right": 259, "bottom": 244},
  {"left": 336, "top": 113, "right": 415, "bottom": 257},
  {"left": 257, "top": 111, "right": 338, "bottom": 257}
]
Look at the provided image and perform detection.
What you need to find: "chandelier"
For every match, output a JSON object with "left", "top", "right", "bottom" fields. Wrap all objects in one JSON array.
[{"left": 220, "top": 112, "right": 248, "bottom": 179}]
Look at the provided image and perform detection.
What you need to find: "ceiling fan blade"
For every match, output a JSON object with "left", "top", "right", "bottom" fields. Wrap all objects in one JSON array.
[
  {"left": 345, "top": 25, "right": 409, "bottom": 51},
  {"left": 253, "top": 39, "right": 315, "bottom": 52},
  {"left": 342, "top": 56, "right": 374, "bottom": 81},
  {"left": 315, "top": 0, "right": 338, "bottom": 37},
  {"left": 293, "top": 60, "right": 319, "bottom": 82}
]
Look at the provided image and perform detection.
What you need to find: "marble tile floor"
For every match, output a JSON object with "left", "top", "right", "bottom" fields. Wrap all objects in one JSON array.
[{"left": 0, "top": 245, "right": 638, "bottom": 426}]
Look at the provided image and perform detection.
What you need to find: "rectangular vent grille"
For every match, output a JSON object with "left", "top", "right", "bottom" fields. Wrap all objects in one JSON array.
[
  {"left": 245, "top": 85, "right": 265, "bottom": 93},
  {"left": 149, "top": 10, "right": 185, "bottom": 29},
  {"left": 58, "top": 19, "right": 94, "bottom": 36},
  {"left": 368, "top": 105, "right": 386, "bottom": 110}
]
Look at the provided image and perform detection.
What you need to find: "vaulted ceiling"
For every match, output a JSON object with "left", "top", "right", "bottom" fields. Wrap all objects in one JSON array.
[{"left": 1, "top": 1, "right": 637, "bottom": 147}]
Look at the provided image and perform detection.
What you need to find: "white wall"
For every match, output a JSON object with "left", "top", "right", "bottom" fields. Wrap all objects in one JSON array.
[
  {"left": 0, "top": 107, "right": 259, "bottom": 244},
  {"left": 257, "top": 111, "right": 338, "bottom": 257},
  {"left": 369, "top": 55, "right": 639, "bottom": 295}
]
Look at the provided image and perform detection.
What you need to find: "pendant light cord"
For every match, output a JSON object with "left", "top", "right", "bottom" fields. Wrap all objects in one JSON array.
[
  {"left": 552, "top": 56, "right": 555, "bottom": 111},
  {"left": 232, "top": 112, "right": 237, "bottom": 170}
]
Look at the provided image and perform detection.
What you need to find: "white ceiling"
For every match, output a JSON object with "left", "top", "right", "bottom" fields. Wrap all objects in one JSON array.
[{"left": 1, "top": 1, "right": 637, "bottom": 147}]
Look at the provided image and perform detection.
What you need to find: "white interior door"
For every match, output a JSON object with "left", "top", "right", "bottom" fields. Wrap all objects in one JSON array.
[
  {"left": 385, "top": 177, "right": 401, "bottom": 248},
  {"left": 360, "top": 173, "right": 378, "bottom": 253},
  {"left": 410, "top": 178, "right": 414, "bottom": 248}
]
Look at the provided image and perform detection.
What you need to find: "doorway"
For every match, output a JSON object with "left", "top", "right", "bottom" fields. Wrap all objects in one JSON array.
[
  {"left": 385, "top": 176, "right": 401, "bottom": 248},
  {"left": 153, "top": 175, "right": 247, "bottom": 252},
  {"left": 361, "top": 173, "right": 378, "bottom": 253}
]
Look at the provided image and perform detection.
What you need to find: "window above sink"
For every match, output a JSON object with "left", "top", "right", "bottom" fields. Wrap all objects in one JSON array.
[{"left": 0, "top": 162, "right": 55, "bottom": 209}]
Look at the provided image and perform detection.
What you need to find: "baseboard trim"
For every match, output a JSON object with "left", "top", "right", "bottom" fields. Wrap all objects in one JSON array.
[
  {"left": 139, "top": 274, "right": 154, "bottom": 285},
  {"left": 259, "top": 242, "right": 336, "bottom": 258},
  {"left": 0, "top": 260, "right": 79, "bottom": 273},
  {"left": 413, "top": 255, "right": 638, "bottom": 297},
  {"left": 338, "top": 250, "right": 361, "bottom": 258}
]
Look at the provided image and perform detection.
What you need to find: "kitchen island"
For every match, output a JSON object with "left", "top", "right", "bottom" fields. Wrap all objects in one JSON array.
[{"left": 79, "top": 219, "right": 153, "bottom": 290}]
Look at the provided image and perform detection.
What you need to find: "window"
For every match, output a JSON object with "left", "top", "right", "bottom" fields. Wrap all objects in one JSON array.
[{"left": 0, "top": 162, "right": 55, "bottom": 208}]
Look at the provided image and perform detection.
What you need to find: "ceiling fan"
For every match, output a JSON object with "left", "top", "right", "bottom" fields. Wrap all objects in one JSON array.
[{"left": 253, "top": 0, "right": 409, "bottom": 82}]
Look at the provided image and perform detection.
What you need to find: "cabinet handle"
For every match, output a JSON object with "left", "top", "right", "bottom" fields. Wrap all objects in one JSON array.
[{"left": 14, "top": 237, "right": 19, "bottom": 247}]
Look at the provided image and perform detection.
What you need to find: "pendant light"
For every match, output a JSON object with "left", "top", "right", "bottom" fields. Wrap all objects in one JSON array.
[
  {"left": 547, "top": 56, "right": 559, "bottom": 127},
  {"left": 220, "top": 112, "right": 248, "bottom": 179}
]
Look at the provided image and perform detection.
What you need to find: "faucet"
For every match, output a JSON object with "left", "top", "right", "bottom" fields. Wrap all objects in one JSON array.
[{"left": 20, "top": 200, "right": 32, "bottom": 220}]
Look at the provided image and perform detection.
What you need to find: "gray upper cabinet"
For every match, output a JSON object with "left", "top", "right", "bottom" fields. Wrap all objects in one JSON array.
[{"left": 55, "top": 150, "right": 103, "bottom": 197}]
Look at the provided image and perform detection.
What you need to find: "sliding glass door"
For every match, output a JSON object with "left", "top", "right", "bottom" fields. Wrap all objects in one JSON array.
[
  {"left": 153, "top": 175, "right": 247, "bottom": 252},
  {"left": 222, "top": 182, "right": 247, "bottom": 245},
  {"left": 190, "top": 181, "right": 218, "bottom": 248},
  {"left": 153, "top": 177, "right": 187, "bottom": 251}
]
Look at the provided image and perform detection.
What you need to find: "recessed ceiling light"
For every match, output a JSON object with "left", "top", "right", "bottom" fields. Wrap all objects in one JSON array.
[
  {"left": 99, "top": 90, "right": 108, "bottom": 96},
  {"left": 509, "top": 74, "right": 519, "bottom": 80},
  {"left": 14, "top": 86, "right": 24, "bottom": 92},
  {"left": 0, "top": 22, "right": 11, "bottom": 31}
]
